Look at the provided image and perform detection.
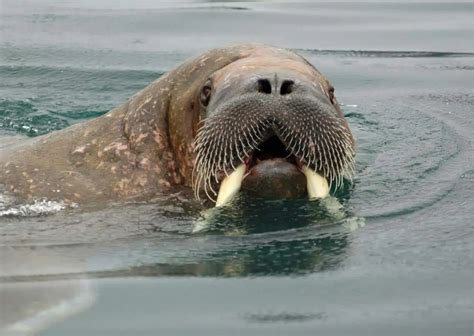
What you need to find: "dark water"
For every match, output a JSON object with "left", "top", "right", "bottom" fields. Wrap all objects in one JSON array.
[{"left": 1, "top": 1, "right": 474, "bottom": 335}]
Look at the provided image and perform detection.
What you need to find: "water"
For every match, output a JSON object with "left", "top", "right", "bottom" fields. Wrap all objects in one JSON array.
[{"left": 1, "top": 1, "right": 474, "bottom": 335}]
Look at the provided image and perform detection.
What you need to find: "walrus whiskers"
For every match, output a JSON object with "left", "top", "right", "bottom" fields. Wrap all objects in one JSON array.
[{"left": 192, "top": 94, "right": 355, "bottom": 204}]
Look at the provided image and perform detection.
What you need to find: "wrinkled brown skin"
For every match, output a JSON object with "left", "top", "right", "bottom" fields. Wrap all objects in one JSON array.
[{"left": 0, "top": 44, "right": 346, "bottom": 206}]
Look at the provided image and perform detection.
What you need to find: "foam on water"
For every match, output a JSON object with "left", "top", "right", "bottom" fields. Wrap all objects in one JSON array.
[{"left": 0, "top": 199, "right": 69, "bottom": 217}]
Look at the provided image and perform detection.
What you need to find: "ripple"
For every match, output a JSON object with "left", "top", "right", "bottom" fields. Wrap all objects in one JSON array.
[{"left": 352, "top": 92, "right": 473, "bottom": 219}]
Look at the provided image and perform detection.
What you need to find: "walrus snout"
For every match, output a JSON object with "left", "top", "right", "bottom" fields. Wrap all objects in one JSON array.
[
  {"left": 255, "top": 77, "right": 295, "bottom": 96},
  {"left": 191, "top": 47, "right": 355, "bottom": 207},
  {"left": 206, "top": 70, "right": 328, "bottom": 116},
  {"left": 194, "top": 85, "right": 354, "bottom": 206}
]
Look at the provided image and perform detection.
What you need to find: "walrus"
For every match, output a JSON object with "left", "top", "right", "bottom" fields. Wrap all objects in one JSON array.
[{"left": 0, "top": 44, "right": 355, "bottom": 208}]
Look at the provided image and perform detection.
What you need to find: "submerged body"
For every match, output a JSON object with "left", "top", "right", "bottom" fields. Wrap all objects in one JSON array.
[{"left": 0, "top": 44, "right": 354, "bottom": 207}]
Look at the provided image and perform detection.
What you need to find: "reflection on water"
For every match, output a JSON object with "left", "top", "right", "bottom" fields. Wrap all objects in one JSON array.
[
  {"left": 1, "top": 196, "right": 362, "bottom": 278},
  {"left": 192, "top": 189, "right": 353, "bottom": 233},
  {"left": 85, "top": 226, "right": 352, "bottom": 278},
  {"left": 0, "top": 197, "right": 360, "bottom": 334},
  {"left": 124, "top": 233, "right": 349, "bottom": 277}
]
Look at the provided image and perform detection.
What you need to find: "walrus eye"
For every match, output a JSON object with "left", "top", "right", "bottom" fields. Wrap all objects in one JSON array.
[
  {"left": 200, "top": 80, "right": 212, "bottom": 107},
  {"left": 328, "top": 86, "right": 335, "bottom": 104}
]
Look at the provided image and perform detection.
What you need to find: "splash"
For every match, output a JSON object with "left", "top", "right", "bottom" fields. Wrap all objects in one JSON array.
[{"left": 0, "top": 199, "right": 71, "bottom": 217}]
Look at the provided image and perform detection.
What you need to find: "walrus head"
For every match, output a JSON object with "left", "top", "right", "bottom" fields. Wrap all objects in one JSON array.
[{"left": 188, "top": 48, "right": 355, "bottom": 206}]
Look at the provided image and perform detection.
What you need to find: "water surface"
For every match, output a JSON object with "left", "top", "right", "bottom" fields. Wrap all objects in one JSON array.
[{"left": 1, "top": 1, "right": 474, "bottom": 335}]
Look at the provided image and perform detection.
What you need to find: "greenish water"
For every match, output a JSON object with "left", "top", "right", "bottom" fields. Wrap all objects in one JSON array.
[{"left": 1, "top": 1, "right": 474, "bottom": 335}]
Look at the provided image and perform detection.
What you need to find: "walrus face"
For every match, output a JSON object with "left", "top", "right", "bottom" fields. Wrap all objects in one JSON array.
[{"left": 192, "top": 56, "right": 355, "bottom": 206}]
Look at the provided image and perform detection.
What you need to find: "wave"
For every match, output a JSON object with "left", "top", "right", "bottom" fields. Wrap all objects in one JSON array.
[
  {"left": 0, "top": 98, "right": 105, "bottom": 136},
  {"left": 296, "top": 49, "right": 474, "bottom": 58}
]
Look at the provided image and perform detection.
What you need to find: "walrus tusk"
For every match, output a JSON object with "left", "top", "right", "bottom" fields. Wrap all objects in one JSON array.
[
  {"left": 215, "top": 164, "right": 246, "bottom": 207},
  {"left": 302, "top": 166, "right": 329, "bottom": 199},
  {"left": 216, "top": 164, "right": 329, "bottom": 206}
]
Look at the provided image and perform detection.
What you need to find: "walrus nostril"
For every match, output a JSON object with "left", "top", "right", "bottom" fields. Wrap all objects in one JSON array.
[
  {"left": 280, "top": 80, "right": 294, "bottom": 95},
  {"left": 257, "top": 78, "right": 272, "bottom": 94}
]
